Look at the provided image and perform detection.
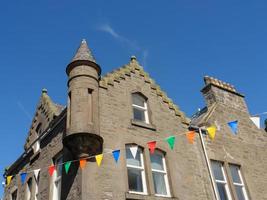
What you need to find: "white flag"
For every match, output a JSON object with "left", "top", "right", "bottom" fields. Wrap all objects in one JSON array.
[
  {"left": 129, "top": 146, "right": 138, "bottom": 159},
  {"left": 34, "top": 169, "right": 40, "bottom": 180},
  {"left": 250, "top": 116, "right": 260, "bottom": 129}
]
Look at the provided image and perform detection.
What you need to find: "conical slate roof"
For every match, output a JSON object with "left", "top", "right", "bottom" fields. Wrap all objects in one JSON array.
[{"left": 71, "top": 39, "right": 96, "bottom": 63}]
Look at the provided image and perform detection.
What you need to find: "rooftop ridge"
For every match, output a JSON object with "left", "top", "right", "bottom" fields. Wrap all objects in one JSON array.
[{"left": 99, "top": 57, "right": 189, "bottom": 124}]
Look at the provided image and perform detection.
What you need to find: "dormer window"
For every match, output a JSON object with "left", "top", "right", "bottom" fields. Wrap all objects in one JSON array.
[{"left": 132, "top": 93, "right": 149, "bottom": 124}]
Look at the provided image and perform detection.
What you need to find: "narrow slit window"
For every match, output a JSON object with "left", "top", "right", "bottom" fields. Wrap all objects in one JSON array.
[{"left": 88, "top": 89, "right": 93, "bottom": 123}]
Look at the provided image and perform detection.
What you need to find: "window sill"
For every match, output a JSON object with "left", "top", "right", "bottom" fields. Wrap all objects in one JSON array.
[
  {"left": 131, "top": 120, "right": 156, "bottom": 131},
  {"left": 125, "top": 192, "right": 178, "bottom": 200}
]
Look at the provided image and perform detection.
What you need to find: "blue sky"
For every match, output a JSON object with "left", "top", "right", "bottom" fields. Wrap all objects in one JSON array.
[{"left": 0, "top": 0, "right": 267, "bottom": 196}]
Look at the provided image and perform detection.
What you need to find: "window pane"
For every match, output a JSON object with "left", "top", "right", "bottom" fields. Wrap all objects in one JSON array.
[
  {"left": 235, "top": 185, "right": 246, "bottom": 200},
  {"left": 152, "top": 172, "right": 167, "bottom": 196},
  {"left": 127, "top": 168, "right": 143, "bottom": 192},
  {"left": 216, "top": 183, "right": 229, "bottom": 200},
  {"left": 133, "top": 108, "right": 145, "bottom": 122},
  {"left": 132, "top": 94, "right": 145, "bottom": 107},
  {"left": 211, "top": 161, "right": 225, "bottom": 181},
  {"left": 150, "top": 152, "right": 164, "bottom": 171},
  {"left": 229, "top": 165, "right": 241, "bottom": 184},
  {"left": 126, "top": 146, "right": 141, "bottom": 167}
]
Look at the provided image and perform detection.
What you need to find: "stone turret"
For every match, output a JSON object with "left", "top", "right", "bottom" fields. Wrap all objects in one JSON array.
[{"left": 63, "top": 39, "right": 103, "bottom": 158}]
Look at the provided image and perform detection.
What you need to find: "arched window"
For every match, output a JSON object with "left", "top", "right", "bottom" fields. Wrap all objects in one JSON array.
[
  {"left": 132, "top": 93, "right": 149, "bottom": 124},
  {"left": 150, "top": 150, "right": 171, "bottom": 197}
]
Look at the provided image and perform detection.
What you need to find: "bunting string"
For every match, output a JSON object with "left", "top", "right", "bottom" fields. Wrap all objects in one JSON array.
[{"left": 4, "top": 118, "right": 263, "bottom": 186}]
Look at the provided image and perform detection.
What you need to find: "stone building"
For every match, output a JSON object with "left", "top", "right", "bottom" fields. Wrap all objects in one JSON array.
[{"left": 3, "top": 40, "right": 267, "bottom": 200}]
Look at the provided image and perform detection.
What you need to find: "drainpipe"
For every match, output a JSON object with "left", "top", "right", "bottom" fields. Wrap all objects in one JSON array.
[{"left": 190, "top": 125, "right": 219, "bottom": 200}]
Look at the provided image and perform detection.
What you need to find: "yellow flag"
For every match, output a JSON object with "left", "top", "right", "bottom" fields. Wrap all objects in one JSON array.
[
  {"left": 95, "top": 154, "right": 103, "bottom": 167},
  {"left": 6, "top": 176, "right": 12, "bottom": 186},
  {"left": 207, "top": 126, "right": 216, "bottom": 140}
]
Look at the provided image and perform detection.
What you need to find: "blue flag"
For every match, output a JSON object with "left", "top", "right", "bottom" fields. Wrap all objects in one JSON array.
[
  {"left": 228, "top": 120, "right": 238, "bottom": 135},
  {"left": 112, "top": 150, "right": 120, "bottom": 163},
  {"left": 20, "top": 172, "right": 27, "bottom": 184}
]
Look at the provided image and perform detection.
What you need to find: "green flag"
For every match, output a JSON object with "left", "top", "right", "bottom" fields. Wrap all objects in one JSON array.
[
  {"left": 165, "top": 136, "right": 176, "bottom": 150},
  {"left": 64, "top": 161, "right": 72, "bottom": 174}
]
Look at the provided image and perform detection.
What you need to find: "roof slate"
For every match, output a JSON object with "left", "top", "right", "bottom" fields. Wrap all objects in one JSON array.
[{"left": 71, "top": 39, "right": 96, "bottom": 63}]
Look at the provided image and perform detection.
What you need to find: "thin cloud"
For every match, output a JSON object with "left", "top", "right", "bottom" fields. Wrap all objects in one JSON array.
[
  {"left": 142, "top": 50, "right": 149, "bottom": 69},
  {"left": 98, "top": 24, "right": 120, "bottom": 39},
  {"left": 17, "top": 101, "right": 32, "bottom": 121},
  {"left": 97, "top": 23, "right": 149, "bottom": 67}
]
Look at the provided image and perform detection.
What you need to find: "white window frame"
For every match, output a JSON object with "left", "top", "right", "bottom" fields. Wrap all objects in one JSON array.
[
  {"left": 52, "top": 155, "right": 63, "bottom": 200},
  {"left": 34, "top": 173, "right": 39, "bottom": 200},
  {"left": 132, "top": 94, "right": 149, "bottom": 124},
  {"left": 33, "top": 140, "right": 40, "bottom": 153},
  {"left": 25, "top": 178, "right": 32, "bottom": 200},
  {"left": 126, "top": 146, "right": 147, "bottom": 195},
  {"left": 211, "top": 161, "right": 232, "bottom": 200},
  {"left": 150, "top": 150, "right": 171, "bottom": 197},
  {"left": 229, "top": 164, "right": 249, "bottom": 200}
]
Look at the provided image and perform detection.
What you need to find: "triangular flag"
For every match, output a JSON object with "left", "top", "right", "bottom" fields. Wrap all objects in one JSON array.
[
  {"left": 6, "top": 176, "right": 12, "bottom": 186},
  {"left": 49, "top": 165, "right": 56, "bottom": 177},
  {"left": 147, "top": 141, "right": 157, "bottom": 154},
  {"left": 129, "top": 146, "right": 138, "bottom": 159},
  {"left": 228, "top": 120, "right": 238, "bottom": 135},
  {"left": 186, "top": 131, "right": 195, "bottom": 144},
  {"left": 207, "top": 126, "right": 217, "bottom": 140},
  {"left": 64, "top": 161, "right": 72, "bottom": 174},
  {"left": 80, "top": 159, "right": 87, "bottom": 169},
  {"left": 165, "top": 136, "right": 176, "bottom": 150},
  {"left": 95, "top": 154, "right": 103, "bottom": 167},
  {"left": 33, "top": 169, "right": 40, "bottom": 180},
  {"left": 112, "top": 150, "right": 120, "bottom": 163},
  {"left": 20, "top": 172, "right": 27, "bottom": 184}
]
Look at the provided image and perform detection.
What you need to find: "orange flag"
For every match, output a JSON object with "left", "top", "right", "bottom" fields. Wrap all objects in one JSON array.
[
  {"left": 186, "top": 131, "right": 195, "bottom": 144},
  {"left": 80, "top": 159, "right": 87, "bottom": 169}
]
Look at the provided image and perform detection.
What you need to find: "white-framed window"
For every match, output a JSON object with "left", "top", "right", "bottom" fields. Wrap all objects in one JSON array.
[
  {"left": 52, "top": 154, "right": 63, "bottom": 200},
  {"left": 33, "top": 141, "right": 40, "bottom": 153},
  {"left": 211, "top": 160, "right": 232, "bottom": 200},
  {"left": 25, "top": 178, "right": 32, "bottom": 200},
  {"left": 229, "top": 164, "right": 249, "bottom": 200},
  {"left": 132, "top": 93, "right": 149, "bottom": 124},
  {"left": 34, "top": 173, "right": 40, "bottom": 200},
  {"left": 126, "top": 145, "right": 147, "bottom": 194},
  {"left": 150, "top": 150, "right": 170, "bottom": 197}
]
